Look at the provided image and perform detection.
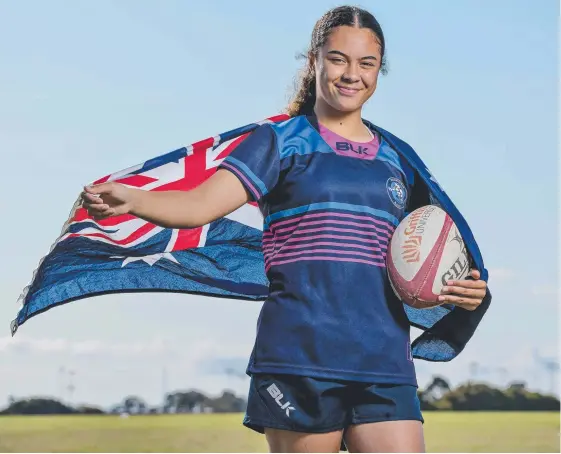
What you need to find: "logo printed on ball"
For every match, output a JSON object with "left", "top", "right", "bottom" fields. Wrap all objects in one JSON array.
[
  {"left": 441, "top": 229, "right": 470, "bottom": 285},
  {"left": 400, "top": 206, "right": 436, "bottom": 263},
  {"left": 386, "top": 177, "right": 407, "bottom": 209},
  {"left": 402, "top": 236, "right": 422, "bottom": 263}
]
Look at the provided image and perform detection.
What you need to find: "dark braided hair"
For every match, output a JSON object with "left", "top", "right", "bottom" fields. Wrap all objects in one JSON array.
[{"left": 286, "top": 6, "right": 387, "bottom": 117}]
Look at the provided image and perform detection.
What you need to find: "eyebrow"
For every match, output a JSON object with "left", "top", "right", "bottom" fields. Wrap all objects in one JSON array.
[{"left": 327, "top": 50, "right": 378, "bottom": 61}]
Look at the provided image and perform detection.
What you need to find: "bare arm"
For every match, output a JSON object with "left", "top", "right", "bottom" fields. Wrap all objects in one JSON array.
[{"left": 81, "top": 169, "right": 251, "bottom": 229}]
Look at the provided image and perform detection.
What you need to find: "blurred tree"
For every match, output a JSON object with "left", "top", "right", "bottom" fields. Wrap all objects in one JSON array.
[
  {"left": 207, "top": 390, "right": 246, "bottom": 413},
  {"left": 0, "top": 398, "right": 75, "bottom": 415},
  {"left": 121, "top": 396, "right": 147, "bottom": 414}
]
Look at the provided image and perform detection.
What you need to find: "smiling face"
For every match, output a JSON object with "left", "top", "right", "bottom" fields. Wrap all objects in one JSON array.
[{"left": 314, "top": 25, "right": 383, "bottom": 114}]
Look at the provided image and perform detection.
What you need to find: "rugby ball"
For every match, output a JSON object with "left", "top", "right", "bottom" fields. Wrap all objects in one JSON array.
[{"left": 387, "top": 205, "right": 470, "bottom": 309}]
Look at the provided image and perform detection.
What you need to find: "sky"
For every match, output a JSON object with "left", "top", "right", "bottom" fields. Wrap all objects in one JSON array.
[{"left": 0, "top": 0, "right": 558, "bottom": 409}]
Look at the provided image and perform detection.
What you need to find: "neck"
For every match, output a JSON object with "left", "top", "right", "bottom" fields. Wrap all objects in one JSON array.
[{"left": 313, "top": 100, "right": 365, "bottom": 135}]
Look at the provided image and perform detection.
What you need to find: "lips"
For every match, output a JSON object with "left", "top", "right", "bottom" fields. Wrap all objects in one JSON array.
[{"left": 335, "top": 85, "right": 361, "bottom": 96}]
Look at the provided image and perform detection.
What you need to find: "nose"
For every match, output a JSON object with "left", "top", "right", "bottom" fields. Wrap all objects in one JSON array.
[{"left": 341, "top": 61, "right": 361, "bottom": 83}]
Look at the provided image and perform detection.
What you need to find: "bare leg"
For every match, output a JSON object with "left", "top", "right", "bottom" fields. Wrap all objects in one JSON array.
[
  {"left": 265, "top": 427, "right": 344, "bottom": 453},
  {"left": 344, "top": 420, "right": 425, "bottom": 453}
]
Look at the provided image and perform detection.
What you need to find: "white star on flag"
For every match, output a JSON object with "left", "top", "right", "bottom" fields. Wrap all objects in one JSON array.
[{"left": 111, "top": 252, "right": 180, "bottom": 267}]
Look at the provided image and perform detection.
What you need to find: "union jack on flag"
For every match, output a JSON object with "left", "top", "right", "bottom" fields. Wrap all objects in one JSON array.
[{"left": 11, "top": 114, "right": 290, "bottom": 335}]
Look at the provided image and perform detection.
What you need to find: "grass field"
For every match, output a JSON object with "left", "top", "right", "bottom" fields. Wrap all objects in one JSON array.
[{"left": 0, "top": 412, "right": 558, "bottom": 453}]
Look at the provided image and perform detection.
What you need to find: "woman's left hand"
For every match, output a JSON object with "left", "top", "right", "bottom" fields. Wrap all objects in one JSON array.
[{"left": 438, "top": 269, "right": 487, "bottom": 311}]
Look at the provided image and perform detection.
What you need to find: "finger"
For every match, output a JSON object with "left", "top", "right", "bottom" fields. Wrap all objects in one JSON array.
[
  {"left": 449, "top": 301, "right": 478, "bottom": 311},
  {"left": 440, "top": 285, "right": 485, "bottom": 297},
  {"left": 438, "top": 294, "right": 481, "bottom": 305},
  {"left": 469, "top": 269, "right": 481, "bottom": 280},
  {"left": 445, "top": 278, "right": 487, "bottom": 289},
  {"left": 87, "top": 204, "right": 110, "bottom": 216},
  {"left": 84, "top": 182, "right": 113, "bottom": 195},
  {"left": 92, "top": 208, "right": 116, "bottom": 221},
  {"left": 81, "top": 192, "right": 104, "bottom": 204},
  {"left": 97, "top": 206, "right": 116, "bottom": 218},
  {"left": 101, "top": 207, "right": 116, "bottom": 217},
  {"left": 441, "top": 286, "right": 487, "bottom": 298}
]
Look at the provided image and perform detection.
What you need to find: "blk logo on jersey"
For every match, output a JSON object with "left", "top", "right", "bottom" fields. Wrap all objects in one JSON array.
[
  {"left": 266, "top": 383, "right": 295, "bottom": 417},
  {"left": 335, "top": 141, "right": 370, "bottom": 155}
]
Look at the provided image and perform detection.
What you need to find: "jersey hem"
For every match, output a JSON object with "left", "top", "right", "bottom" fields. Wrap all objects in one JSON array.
[{"left": 248, "top": 362, "right": 418, "bottom": 386}]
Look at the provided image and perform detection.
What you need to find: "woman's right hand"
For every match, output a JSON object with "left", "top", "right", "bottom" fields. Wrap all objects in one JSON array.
[
  {"left": 81, "top": 182, "right": 135, "bottom": 220},
  {"left": 79, "top": 169, "right": 251, "bottom": 229}
]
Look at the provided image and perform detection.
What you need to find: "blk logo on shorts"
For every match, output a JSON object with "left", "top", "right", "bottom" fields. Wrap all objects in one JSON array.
[{"left": 266, "top": 383, "right": 295, "bottom": 417}]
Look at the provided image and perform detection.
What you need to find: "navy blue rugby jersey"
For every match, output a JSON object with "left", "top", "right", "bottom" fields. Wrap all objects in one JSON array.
[{"left": 218, "top": 115, "right": 418, "bottom": 385}]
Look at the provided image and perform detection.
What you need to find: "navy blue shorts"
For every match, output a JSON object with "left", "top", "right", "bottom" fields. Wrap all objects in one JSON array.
[{"left": 243, "top": 373, "right": 423, "bottom": 437}]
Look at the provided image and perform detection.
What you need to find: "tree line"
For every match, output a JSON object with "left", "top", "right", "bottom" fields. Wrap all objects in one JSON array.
[
  {"left": 0, "top": 389, "right": 246, "bottom": 415},
  {"left": 1, "top": 377, "right": 558, "bottom": 415},
  {"left": 418, "top": 377, "right": 559, "bottom": 411}
]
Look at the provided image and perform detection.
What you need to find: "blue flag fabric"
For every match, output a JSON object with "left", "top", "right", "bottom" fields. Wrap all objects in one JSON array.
[{"left": 11, "top": 114, "right": 491, "bottom": 362}]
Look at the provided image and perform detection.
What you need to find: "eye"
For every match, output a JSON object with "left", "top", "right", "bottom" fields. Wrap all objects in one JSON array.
[
  {"left": 329, "top": 57, "right": 346, "bottom": 64},
  {"left": 361, "top": 61, "right": 376, "bottom": 68}
]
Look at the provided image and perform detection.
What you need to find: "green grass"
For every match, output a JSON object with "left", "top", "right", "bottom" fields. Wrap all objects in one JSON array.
[{"left": 0, "top": 412, "right": 558, "bottom": 453}]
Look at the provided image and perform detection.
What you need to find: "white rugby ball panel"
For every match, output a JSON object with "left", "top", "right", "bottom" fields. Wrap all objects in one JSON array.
[
  {"left": 431, "top": 225, "right": 470, "bottom": 294},
  {"left": 387, "top": 205, "right": 468, "bottom": 309},
  {"left": 390, "top": 205, "right": 446, "bottom": 282}
]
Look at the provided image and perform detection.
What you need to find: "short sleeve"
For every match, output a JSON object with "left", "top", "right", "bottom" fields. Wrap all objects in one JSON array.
[{"left": 218, "top": 124, "right": 280, "bottom": 202}]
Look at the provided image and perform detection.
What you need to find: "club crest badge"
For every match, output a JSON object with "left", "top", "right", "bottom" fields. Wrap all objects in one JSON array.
[{"left": 386, "top": 177, "right": 407, "bottom": 209}]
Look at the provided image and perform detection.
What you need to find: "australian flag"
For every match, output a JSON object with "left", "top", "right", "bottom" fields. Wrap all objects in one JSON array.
[{"left": 11, "top": 114, "right": 291, "bottom": 336}]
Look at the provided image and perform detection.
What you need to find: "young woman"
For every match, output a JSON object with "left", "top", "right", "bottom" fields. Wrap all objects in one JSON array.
[{"left": 81, "top": 6, "right": 487, "bottom": 453}]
